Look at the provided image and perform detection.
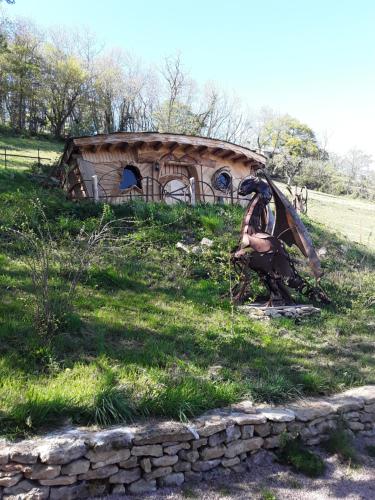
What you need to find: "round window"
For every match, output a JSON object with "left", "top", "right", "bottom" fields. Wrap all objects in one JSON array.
[{"left": 213, "top": 170, "right": 232, "bottom": 193}]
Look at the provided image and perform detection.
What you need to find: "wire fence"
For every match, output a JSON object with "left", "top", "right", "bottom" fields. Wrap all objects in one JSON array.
[{"left": 0, "top": 147, "right": 57, "bottom": 170}]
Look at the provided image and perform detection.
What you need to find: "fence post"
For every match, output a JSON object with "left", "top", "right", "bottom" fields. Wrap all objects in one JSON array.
[
  {"left": 4, "top": 147, "right": 7, "bottom": 168},
  {"left": 92, "top": 175, "right": 99, "bottom": 203},
  {"left": 37, "top": 148, "right": 40, "bottom": 168},
  {"left": 189, "top": 177, "right": 196, "bottom": 206}
]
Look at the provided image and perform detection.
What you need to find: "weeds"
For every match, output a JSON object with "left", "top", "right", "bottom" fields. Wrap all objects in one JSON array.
[
  {"left": 324, "top": 424, "right": 358, "bottom": 463},
  {"left": 277, "top": 436, "right": 325, "bottom": 477}
]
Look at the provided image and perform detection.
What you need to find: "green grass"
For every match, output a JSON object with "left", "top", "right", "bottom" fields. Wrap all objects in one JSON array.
[
  {"left": 0, "top": 129, "right": 62, "bottom": 169},
  {"left": 324, "top": 425, "right": 359, "bottom": 463},
  {"left": 277, "top": 436, "right": 326, "bottom": 477},
  {"left": 277, "top": 182, "right": 375, "bottom": 250},
  {"left": 0, "top": 134, "right": 374, "bottom": 438}
]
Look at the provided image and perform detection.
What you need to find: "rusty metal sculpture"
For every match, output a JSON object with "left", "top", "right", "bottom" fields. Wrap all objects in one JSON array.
[{"left": 231, "top": 172, "right": 329, "bottom": 306}]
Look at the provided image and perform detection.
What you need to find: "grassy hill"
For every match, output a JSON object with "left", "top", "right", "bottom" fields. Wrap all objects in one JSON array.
[{"left": 0, "top": 135, "right": 374, "bottom": 438}]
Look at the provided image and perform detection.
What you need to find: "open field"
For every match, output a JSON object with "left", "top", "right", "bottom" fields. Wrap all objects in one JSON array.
[
  {"left": 276, "top": 183, "right": 375, "bottom": 251},
  {"left": 0, "top": 134, "right": 374, "bottom": 438}
]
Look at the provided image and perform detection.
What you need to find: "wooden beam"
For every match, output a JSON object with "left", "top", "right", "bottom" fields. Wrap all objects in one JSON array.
[
  {"left": 231, "top": 153, "right": 246, "bottom": 162},
  {"left": 196, "top": 145, "right": 208, "bottom": 154},
  {"left": 168, "top": 141, "right": 179, "bottom": 153},
  {"left": 182, "top": 144, "right": 194, "bottom": 153},
  {"left": 220, "top": 150, "right": 235, "bottom": 160},
  {"left": 132, "top": 141, "right": 144, "bottom": 150},
  {"left": 152, "top": 141, "right": 163, "bottom": 151},
  {"left": 119, "top": 142, "right": 129, "bottom": 152},
  {"left": 211, "top": 147, "right": 224, "bottom": 156}
]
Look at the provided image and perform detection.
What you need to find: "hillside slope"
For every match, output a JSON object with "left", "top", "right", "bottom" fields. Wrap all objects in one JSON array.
[{"left": 0, "top": 135, "right": 374, "bottom": 438}]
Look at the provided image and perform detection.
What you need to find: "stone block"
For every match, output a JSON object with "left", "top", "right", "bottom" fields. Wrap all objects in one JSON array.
[
  {"left": 128, "top": 479, "right": 157, "bottom": 494},
  {"left": 287, "top": 421, "right": 304, "bottom": 433},
  {"left": 192, "top": 459, "right": 221, "bottom": 472},
  {"left": 197, "top": 421, "right": 227, "bottom": 437},
  {"left": 158, "top": 472, "right": 185, "bottom": 487},
  {"left": 232, "top": 414, "right": 267, "bottom": 425},
  {"left": 4, "top": 479, "right": 36, "bottom": 495},
  {"left": 174, "top": 460, "right": 191, "bottom": 472},
  {"left": 360, "top": 412, "right": 375, "bottom": 423},
  {"left": 225, "top": 437, "right": 263, "bottom": 458},
  {"left": 61, "top": 459, "right": 90, "bottom": 476},
  {"left": 144, "top": 466, "right": 172, "bottom": 481},
  {"left": 271, "top": 423, "right": 286, "bottom": 434},
  {"left": 184, "top": 470, "right": 202, "bottom": 482},
  {"left": 84, "top": 428, "right": 133, "bottom": 453},
  {"left": 254, "top": 423, "right": 271, "bottom": 437},
  {"left": 0, "top": 448, "right": 9, "bottom": 465},
  {"left": 241, "top": 425, "right": 254, "bottom": 439},
  {"left": 178, "top": 450, "right": 199, "bottom": 463},
  {"left": 140, "top": 457, "right": 152, "bottom": 472},
  {"left": 208, "top": 431, "right": 226, "bottom": 447},
  {"left": 38, "top": 439, "right": 87, "bottom": 465},
  {"left": 200, "top": 445, "right": 226, "bottom": 460},
  {"left": 259, "top": 408, "right": 295, "bottom": 422},
  {"left": 85, "top": 447, "right": 130, "bottom": 467},
  {"left": 9, "top": 443, "right": 39, "bottom": 464},
  {"left": 78, "top": 464, "right": 118, "bottom": 480},
  {"left": 131, "top": 445, "right": 163, "bottom": 457},
  {"left": 151, "top": 455, "right": 178, "bottom": 467},
  {"left": 226, "top": 425, "right": 241, "bottom": 442},
  {"left": 5, "top": 486, "right": 50, "bottom": 500},
  {"left": 109, "top": 467, "right": 141, "bottom": 484},
  {"left": 0, "top": 473, "right": 23, "bottom": 487},
  {"left": 164, "top": 442, "right": 190, "bottom": 455},
  {"left": 343, "top": 411, "right": 360, "bottom": 421},
  {"left": 231, "top": 463, "right": 247, "bottom": 473},
  {"left": 49, "top": 482, "right": 89, "bottom": 500},
  {"left": 325, "top": 396, "right": 364, "bottom": 413},
  {"left": 263, "top": 435, "right": 281, "bottom": 449},
  {"left": 347, "top": 421, "right": 365, "bottom": 431},
  {"left": 24, "top": 464, "right": 61, "bottom": 480},
  {"left": 221, "top": 456, "right": 240, "bottom": 468},
  {"left": 191, "top": 438, "right": 207, "bottom": 450},
  {"left": 364, "top": 403, "right": 375, "bottom": 413},
  {"left": 40, "top": 475, "right": 77, "bottom": 486},
  {"left": 288, "top": 401, "right": 333, "bottom": 422},
  {"left": 119, "top": 456, "right": 138, "bottom": 469},
  {"left": 133, "top": 422, "right": 194, "bottom": 445}
]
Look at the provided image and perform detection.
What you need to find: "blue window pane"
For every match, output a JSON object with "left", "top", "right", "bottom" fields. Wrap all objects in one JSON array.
[
  {"left": 120, "top": 166, "right": 141, "bottom": 189},
  {"left": 215, "top": 172, "right": 232, "bottom": 192}
]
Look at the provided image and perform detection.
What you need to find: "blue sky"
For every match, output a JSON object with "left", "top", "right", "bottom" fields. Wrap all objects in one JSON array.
[{"left": 4, "top": 0, "right": 375, "bottom": 159}]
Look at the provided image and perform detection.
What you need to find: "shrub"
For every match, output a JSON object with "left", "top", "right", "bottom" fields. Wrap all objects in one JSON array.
[
  {"left": 277, "top": 436, "right": 325, "bottom": 477},
  {"left": 324, "top": 424, "right": 358, "bottom": 463}
]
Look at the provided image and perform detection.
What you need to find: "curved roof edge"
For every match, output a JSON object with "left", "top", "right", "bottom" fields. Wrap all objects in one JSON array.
[{"left": 62, "top": 131, "right": 266, "bottom": 166}]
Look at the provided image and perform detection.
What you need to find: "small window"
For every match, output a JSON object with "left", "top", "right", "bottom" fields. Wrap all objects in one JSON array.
[
  {"left": 212, "top": 169, "right": 232, "bottom": 193},
  {"left": 120, "top": 165, "right": 142, "bottom": 190}
]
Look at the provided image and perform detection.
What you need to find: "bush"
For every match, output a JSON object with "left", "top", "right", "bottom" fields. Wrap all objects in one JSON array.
[
  {"left": 323, "top": 424, "right": 358, "bottom": 463},
  {"left": 277, "top": 436, "right": 325, "bottom": 477}
]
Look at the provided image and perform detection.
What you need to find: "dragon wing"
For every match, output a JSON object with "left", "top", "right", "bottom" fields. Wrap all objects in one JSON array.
[{"left": 262, "top": 171, "right": 323, "bottom": 279}]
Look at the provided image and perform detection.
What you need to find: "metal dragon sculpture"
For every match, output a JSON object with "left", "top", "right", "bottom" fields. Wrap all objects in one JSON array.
[{"left": 231, "top": 171, "right": 330, "bottom": 306}]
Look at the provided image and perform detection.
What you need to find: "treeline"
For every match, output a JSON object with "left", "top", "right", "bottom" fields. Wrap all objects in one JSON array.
[{"left": 0, "top": 10, "right": 374, "bottom": 199}]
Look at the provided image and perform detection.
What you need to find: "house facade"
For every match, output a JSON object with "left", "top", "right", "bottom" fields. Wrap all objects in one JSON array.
[{"left": 61, "top": 132, "right": 266, "bottom": 204}]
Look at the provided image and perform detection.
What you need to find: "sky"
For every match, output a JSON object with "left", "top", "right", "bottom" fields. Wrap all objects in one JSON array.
[{"left": 4, "top": 0, "right": 375, "bottom": 160}]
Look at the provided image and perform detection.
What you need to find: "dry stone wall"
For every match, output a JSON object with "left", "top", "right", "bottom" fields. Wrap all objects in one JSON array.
[{"left": 0, "top": 385, "right": 374, "bottom": 499}]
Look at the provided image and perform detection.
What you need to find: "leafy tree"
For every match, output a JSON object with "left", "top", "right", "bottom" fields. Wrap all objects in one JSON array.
[
  {"left": 42, "top": 45, "right": 87, "bottom": 138},
  {"left": 259, "top": 115, "right": 321, "bottom": 183}
]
